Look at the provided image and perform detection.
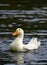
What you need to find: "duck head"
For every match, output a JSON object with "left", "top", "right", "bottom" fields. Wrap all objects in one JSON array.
[{"left": 13, "top": 28, "right": 24, "bottom": 38}]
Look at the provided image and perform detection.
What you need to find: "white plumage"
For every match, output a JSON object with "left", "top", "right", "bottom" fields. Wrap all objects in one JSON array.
[
  {"left": 10, "top": 28, "right": 41, "bottom": 52},
  {"left": 24, "top": 38, "right": 41, "bottom": 50}
]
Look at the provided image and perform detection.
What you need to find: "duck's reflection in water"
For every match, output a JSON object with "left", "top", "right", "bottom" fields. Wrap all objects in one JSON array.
[{"left": 11, "top": 52, "right": 24, "bottom": 64}]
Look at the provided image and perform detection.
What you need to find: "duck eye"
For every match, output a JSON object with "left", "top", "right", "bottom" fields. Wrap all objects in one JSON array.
[{"left": 18, "top": 29, "right": 21, "bottom": 31}]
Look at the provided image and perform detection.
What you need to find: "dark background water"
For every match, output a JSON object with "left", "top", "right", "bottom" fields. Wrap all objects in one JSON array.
[{"left": 0, "top": 0, "right": 47, "bottom": 65}]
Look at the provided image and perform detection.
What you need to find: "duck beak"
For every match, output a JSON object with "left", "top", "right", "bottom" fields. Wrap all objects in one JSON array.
[{"left": 13, "top": 31, "right": 19, "bottom": 36}]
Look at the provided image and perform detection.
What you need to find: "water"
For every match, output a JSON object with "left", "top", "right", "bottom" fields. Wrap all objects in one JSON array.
[{"left": 0, "top": 0, "right": 47, "bottom": 65}]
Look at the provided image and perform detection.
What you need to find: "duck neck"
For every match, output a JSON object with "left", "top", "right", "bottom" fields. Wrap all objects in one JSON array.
[{"left": 17, "top": 33, "right": 24, "bottom": 41}]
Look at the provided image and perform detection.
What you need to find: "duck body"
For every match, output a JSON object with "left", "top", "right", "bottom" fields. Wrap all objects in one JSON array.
[
  {"left": 10, "top": 28, "right": 41, "bottom": 52},
  {"left": 10, "top": 38, "right": 24, "bottom": 52}
]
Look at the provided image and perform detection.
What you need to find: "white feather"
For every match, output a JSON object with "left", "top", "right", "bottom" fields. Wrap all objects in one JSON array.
[
  {"left": 10, "top": 28, "right": 41, "bottom": 52},
  {"left": 24, "top": 38, "right": 41, "bottom": 50}
]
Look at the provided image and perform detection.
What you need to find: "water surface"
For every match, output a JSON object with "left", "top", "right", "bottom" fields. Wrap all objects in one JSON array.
[{"left": 0, "top": 0, "right": 47, "bottom": 65}]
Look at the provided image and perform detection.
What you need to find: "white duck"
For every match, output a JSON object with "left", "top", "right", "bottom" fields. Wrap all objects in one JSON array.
[{"left": 10, "top": 28, "right": 41, "bottom": 52}]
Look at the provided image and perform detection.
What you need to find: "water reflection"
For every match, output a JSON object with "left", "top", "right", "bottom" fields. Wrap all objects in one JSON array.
[
  {"left": 0, "top": 4, "right": 10, "bottom": 6},
  {"left": 11, "top": 52, "right": 24, "bottom": 64}
]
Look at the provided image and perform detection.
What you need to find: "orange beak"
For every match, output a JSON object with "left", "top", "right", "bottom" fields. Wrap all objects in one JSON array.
[{"left": 13, "top": 31, "right": 19, "bottom": 36}]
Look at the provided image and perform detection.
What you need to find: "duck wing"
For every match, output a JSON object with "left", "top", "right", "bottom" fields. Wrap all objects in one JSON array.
[{"left": 24, "top": 38, "right": 41, "bottom": 50}]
